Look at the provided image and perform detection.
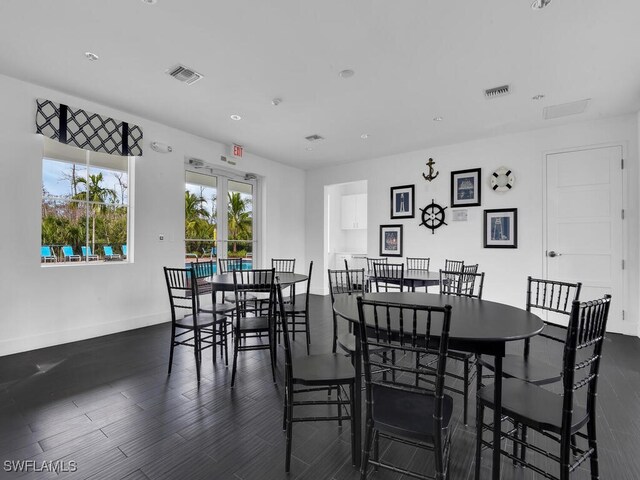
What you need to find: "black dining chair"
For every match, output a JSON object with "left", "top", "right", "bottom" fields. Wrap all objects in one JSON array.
[
  {"left": 218, "top": 258, "right": 250, "bottom": 303},
  {"left": 365, "top": 257, "right": 388, "bottom": 292},
  {"left": 475, "top": 295, "right": 612, "bottom": 480},
  {"left": 328, "top": 268, "right": 366, "bottom": 354},
  {"left": 476, "top": 277, "right": 582, "bottom": 388},
  {"left": 406, "top": 257, "right": 431, "bottom": 291},
  {"left": 373, "top": 262, "right": 404, "bottom": 292},
  {"left": 276, "top": 279, "right": 357, "bottom": 474},
  {"left": 163, "top": 266, "right": 229, "bottom": 382},
  {"left": 191, "top": 261, "right": 235, "bottom": 365},
  {"left": 429, "top": 269, "right": 485, "bottom": 425},
  {"left": 357, "top": 296, "right": 454, "bottom": 480},
  {"left": 279, "top": 261, "right": 313, "bottom": 354},
  {"left": 231, "top": 268, "right": 277, "bottom": 387}
]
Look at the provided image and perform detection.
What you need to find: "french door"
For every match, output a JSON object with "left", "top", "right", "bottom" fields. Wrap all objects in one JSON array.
[{"left": 185, "top": 166, "right": 257, "bottom": 269}]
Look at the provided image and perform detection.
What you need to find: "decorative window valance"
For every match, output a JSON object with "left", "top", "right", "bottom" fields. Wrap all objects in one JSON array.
[{"left": 35, "top": 98, "right": 143, "bottom": 156}]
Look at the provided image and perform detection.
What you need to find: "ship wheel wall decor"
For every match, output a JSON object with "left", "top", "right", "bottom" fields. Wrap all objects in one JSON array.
[{"left": 419, "top": 199, "right": 447, "bottom": 234}]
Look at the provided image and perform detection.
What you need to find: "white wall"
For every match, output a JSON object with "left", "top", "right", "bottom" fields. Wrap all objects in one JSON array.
[
  {"left": 0, "top": 74, "right": 306, "bottom": 356},
  {"left": 306, "top": 115, "right": 639, "bottom": 336}
]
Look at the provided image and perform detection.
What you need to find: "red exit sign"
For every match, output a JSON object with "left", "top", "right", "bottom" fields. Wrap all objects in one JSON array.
[{"left": 232, "top": 144, "right": 243, "bottom": 158}]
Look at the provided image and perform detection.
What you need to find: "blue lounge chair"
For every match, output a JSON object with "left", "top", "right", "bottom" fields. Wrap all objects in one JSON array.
[
  {"left": 122, "top": 245, "right": 127, "bottom": 258},
  {"left": 81, "top": 246, "right": 99, "bottom": 261},
  {"left": 41, "top": 246, "right": 57, "bottom": 263},
  {"left": 62, "top": 245, "right": 81, "bottom": 262},
  {"left": 103, "top": 246, "right": 121, "bottom": 260}
]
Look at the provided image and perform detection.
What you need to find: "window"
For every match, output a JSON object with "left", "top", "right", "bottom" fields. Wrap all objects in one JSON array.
[
  {"left": 185, "top": 167, "right": 257, "bottom": 270},
  {"left": 41, "top": 138, "right": 132, "bottom": 264}
]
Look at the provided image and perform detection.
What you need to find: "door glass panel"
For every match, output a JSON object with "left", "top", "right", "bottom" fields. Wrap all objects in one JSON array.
[
  {"left": 185, "top": 171, "right": 217, "bottom": 266},
  {"left": 227, "top": 180, "right": 253, "bottom": 268}
]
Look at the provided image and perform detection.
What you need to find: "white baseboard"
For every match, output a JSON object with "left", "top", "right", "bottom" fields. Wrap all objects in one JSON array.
[{"left": 0, "top": 312, "right": 169, "bottom": 357}]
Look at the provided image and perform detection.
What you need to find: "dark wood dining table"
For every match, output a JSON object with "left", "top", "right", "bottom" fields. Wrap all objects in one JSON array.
[
  {"left": 367, "top": 269, "right": 441, "bottom": 291},
  {"left": 333, "top": 291, "right": 544, "bottom": 479}
]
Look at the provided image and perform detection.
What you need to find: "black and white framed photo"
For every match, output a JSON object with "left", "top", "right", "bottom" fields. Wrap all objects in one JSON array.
[
  {"left": 379, "top": 224, "right": 403, "bottom": 257},
  {"left": 483, "top": 208, "right": 518, "bottom": 248},
  {"left": 390, "top": 184, "right": 415, "bottom": 219},
  {"left": 451, "top": 168, "right": 481, "bottom": 207}
]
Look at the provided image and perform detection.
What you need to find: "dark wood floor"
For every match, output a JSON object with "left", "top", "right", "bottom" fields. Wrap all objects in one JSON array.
[{"left": 0, "top": 295, "right": 639, "bottom": 480}]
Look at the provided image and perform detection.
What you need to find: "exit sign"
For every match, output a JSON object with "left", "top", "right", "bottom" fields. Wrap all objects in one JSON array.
[{"left": 232, "top": 144, "right": 243, "bottom": 158}]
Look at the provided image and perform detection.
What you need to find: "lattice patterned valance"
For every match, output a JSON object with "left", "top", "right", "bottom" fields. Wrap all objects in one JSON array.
[{"left": 35, "top": 98, "right": 143, "bottom": 156}]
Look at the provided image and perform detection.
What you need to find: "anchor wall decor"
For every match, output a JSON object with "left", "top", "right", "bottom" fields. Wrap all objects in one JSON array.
[{"left": 422, "top": 157, "right": 439, "bottom": 182}]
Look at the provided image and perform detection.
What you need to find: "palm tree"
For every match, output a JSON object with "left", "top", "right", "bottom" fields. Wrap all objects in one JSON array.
[
  {"left": 73, "top": 173, "right": 117, "bottom": 251},
  {"left": 227, "top": 192, "right": 252, "bottom": 254}
]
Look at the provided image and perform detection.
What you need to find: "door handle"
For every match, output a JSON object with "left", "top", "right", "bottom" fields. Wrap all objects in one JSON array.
[{"left": 547, "top": 251, "right": 562, "bottom": 258}]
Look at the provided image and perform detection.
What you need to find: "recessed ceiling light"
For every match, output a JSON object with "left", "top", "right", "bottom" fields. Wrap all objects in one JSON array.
[
  {"left": 360, "top": 133, "right": 369, "bottom": 139},
  {"left": 532, "top": 94, "right": 545, "bottom": 100},
  {"left": 339, "top": 69, "right": 355, "bottom": 79},
  {"left": 305, "top": 147, "right": 313, "bottom": 151},
  {"left": 84, "top": 52, "right": 99, "bottom": 61},
  {"left": 141, "top": 0, "right": 157, "bottom": 4},
  {"left": 230, "top": 114, "right": 242, "bottom": 121},
  {"left": 271, "top": 98, "right": 282, "bottom": 106},
  {"left": 433, "top": 116, "right": 443, "bottom": 122}
]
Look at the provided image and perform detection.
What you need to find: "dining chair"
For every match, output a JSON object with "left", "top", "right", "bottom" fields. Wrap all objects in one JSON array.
[
  {"left": 272, "top": 258, "right": 296, "bottom": 303},
  {"left": 475, "top": 295, "right": 612, "bottom": 480},
  {"left": 231, "top": 268, "right": 277, "bottom": 387},
  {"left": 406, "top": 257, "right": 431, "bottom": 291},
  {"left": 219, "top": 258, "right": 253, "bottom": 303},
  {"left": 279, "top": 261, "right": 313, "bottom": 354},
  {"left": 328, "top": 268, "right": 365, "bottom": 354},
  {"left": 432, "top": 269, "right": 485, "bottom": 425},
  {"left": 365, "top": 257, "right": 388, "bottom": 292},
  {"left": 444, "top": 259, "right": 464, "bottom": 273},
  {"left": 476, "top": 277, "right": 582, "bottom": 388},
  {"left": 357, "top": 296, "right": 454, "bottom": 480},
  {"left": 164, "top": 266, "right": 228, "bottom": 382},
  {"left": 373, "top": 262, "right": 404, "bottom": 292},
  {"left": 276, "top": 279, "right": 357, "bottom": 473},
  {"left": 191, "top": 261, "right": 235, "bottom": 365}
]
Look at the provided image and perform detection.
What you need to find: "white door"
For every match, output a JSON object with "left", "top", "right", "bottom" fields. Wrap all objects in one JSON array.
[{"left": 545, "top": 145, "right": 624, "bottom": 332}]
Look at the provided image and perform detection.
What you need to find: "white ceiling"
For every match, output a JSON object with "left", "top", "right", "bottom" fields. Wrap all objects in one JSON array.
[{"left": 1, "top": 0, "right": 639, "bottom": 169}]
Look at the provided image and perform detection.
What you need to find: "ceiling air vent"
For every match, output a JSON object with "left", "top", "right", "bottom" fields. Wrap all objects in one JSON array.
[
  {"left": 484, "top": 84, "right": 510, "bottom": 99},
  {"left": 305, "top": 134, "right": 325, "bottom": 142},
  {"left": 187, "top": 157, "right": 205, "bottom": 168},
  {"left": 543, "top": 99, "right": 590, "bottom": 120},
  {"left": 166, "top": 64, "right": 203, "bottom": 85}
]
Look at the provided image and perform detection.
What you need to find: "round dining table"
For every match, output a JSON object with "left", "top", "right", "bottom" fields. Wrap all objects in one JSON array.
[
  {"left": 205, "top": 272, "right": 308, "bottom": 291},
  {"left": 333, "top": 291, "right": 544, "bottom": 480},
  {"left": 367, "top": 269, "right": 441, "bottom": 292}
]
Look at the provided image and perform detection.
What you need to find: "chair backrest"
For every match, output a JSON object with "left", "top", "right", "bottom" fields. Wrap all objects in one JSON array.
[
  {"left": 406, "top": 257, "right": 430, "bottom": 271},
  {"left": 328, "top": 268, "right": 366, "bottom": 303},
  {"left": 526, "top": 276, "right": 582, "bottom": 342},
  {"left": 444, "top": 259, "right": 465, "bottom": 273},
  {"left": 356, "top": 296, "right": 452, "bottom": 449},
  {"left": 272, "top": 258, "right": 296, "bottom": 273},
  {"left": 41, "top": 246, "right": 53, "bottom": 257},
  {"left": 366, "top": 257, "right": 388, "bottom": 274},
  {"left": 81, "top": 246, "right": 89, "bottom": 256},
  {"left": 62, "top": 245, "right": 75, "bottom": 257},
  {"left": 163, "top": 266, "right": 198, "bottom": 324},
  {"left": 373, "top": 262, "right": 404, "bottom": 292},
  {"left": 439, "top": 269, "right": 485, "bottom": 299},
  {"left": 122, "top": 245, "right": 127, "bottom": 256},
  {"left": 191, "top": 261, "right": 215, "bottom": 309},
  {"left": 219, "top": 258, "right": 244, "bottom": 273},
  {"left": 275, "top": 279, "right": 295, "bottom": 379},
  {"left": 561, "top": 295, "right": 611, "bottom": 435},
  {"left": 104, "top": 246, "right": 114, "bottom": 256},
  {"left": 232, "top": 268, "right": 276, "bottom": 317}
]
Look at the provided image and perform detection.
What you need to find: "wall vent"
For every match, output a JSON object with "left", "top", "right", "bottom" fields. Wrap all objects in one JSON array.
[
  {"left": 166, "top": 64, "right": 204, "bottom": 85},
  {"left": 484, "top": 84, "right": 510, "bottom": 99},
  {"left": 305, "top": 134, "right": 325, "bottom": 142},
  {"left": 187, "top": 157, "right": 205, "bottom": 168},
  {"left": 543, "top": 99, "right": 590, "bottom": 120}
]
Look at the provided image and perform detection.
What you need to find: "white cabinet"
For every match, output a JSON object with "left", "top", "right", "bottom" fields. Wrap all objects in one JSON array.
[{"left": 341, "top": 194, "right": 367, "bottom": 230}]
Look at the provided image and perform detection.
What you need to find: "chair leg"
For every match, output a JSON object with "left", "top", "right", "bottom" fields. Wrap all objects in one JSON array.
[
  {"left": 282, "top": 382, "right": 288, "bottom": 431},
  {"left": 349, "top": 382, "right": 356, "bottom": 466},
  {"left": 560, "top": 425, "right": 572, "bottom": 480},
  {"left": 194, "top": 331, "right": 201, "bottom": 383},
  {"left": 211, "top": 323, "right": 217, "bottom": 362},
  {"left": 520, "top": 424, "right": 528, "bottom": 466},
  {"left": 474, "top": 401, "right": 484, "bottom": 480},
  {"left": 285, "top": 382, "right": 293, "bottom": 473},
  {"left": 305, "top": 311, "right": 310, "bottom": 355},
  {"left": 475, "top": 359, "right": 483, "bottom": 398},
  {"left": 337, "top": 386, "right": 343, "bottom": 427},
  {"left": 373, "top": 430, "right": 379, "bottom": 471},
  {"left": 463, "top": 358, "right": 469, "bottom": 426},
  {"left": 332, "top": 313, "right": 338, "bottom": 354},
  {"left": 587, "top": 412, "right": 600, "bottom": 479},
  {"left": 269, "top": 329, "right": 276, "bottom": 383},
  {"left": 360, "top": 420, "right": 373, "bottom": 480},
  {"left": 231, "top": 329, "right": 239, "bottom": 387},
  {"left": 512, "top": 421, "right": 520, "bottom": 466},
  {"left": 168, "top": 326, "right": 176, "bottom": 375}
]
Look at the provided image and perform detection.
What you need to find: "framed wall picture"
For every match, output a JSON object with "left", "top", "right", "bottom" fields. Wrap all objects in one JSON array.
[
  {"left": 379, "top": 224, "right": 403, "bottom": 257},
  {"left": 483, "top": 208, "right": 518, "bottom": 248},
  {"left": 390, "top": 184, "right": 415, "bottom": 219},
  {"left": 451, "top": 168, "right": 481, "bottom": 207}
]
